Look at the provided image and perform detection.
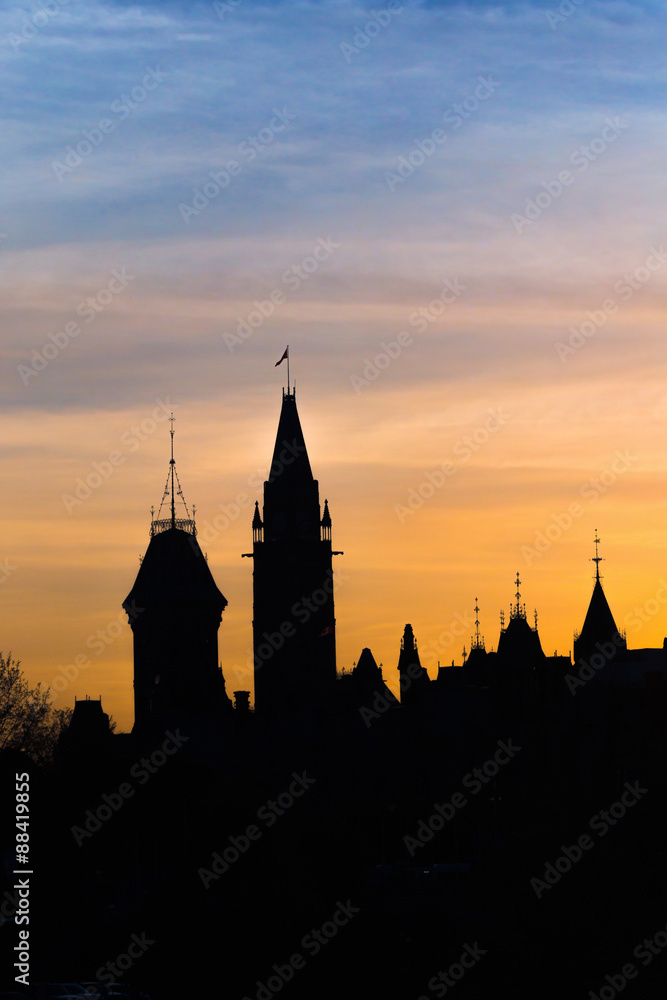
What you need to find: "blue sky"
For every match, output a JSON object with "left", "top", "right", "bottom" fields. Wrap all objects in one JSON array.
[
  {"left": 3, "top": 0, "right": 666, "bottom": 411},
  {"left": 3, "top": 0, "right": 667, "bottom": 726}
]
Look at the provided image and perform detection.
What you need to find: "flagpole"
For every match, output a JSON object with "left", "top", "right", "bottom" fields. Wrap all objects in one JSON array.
[{"left": 287, "top": 345, "right": 290, "bottom": 394}]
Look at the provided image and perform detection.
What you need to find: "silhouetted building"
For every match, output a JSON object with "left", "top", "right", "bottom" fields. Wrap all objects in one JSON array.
[
  {"left": 397, "top": 623, "right": 430, "bottom": 707},
  {"left": 45, "top": 387, "right": 667, "bottom": 1000},
  {"left": 123, "top": 420, "right": 231, "bottom": 736},
  {"left": 573, "top": 531, "right": 626, "bottom": 668},
  {"left": 59, "top": 696, "right": 112, "bottom": 759},
  {"left": 250, "top": 389, "right": 338, "bottom": 716},
  {"left": 495, "top": 575, "right": 545, "bottom": 713}
]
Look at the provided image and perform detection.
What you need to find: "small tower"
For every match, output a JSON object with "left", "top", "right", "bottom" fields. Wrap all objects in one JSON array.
[
  {"left": 397, "top": 623, "right": 430, "bottom": 706},
  {"left": 496, "top": 572, "right": 545, "bottom": 705},
  {"left": 123, "top": 416, "right": 231, "bottom": 736},
  {"left": 573, "top": 531, "right": 626, "bottom": 667}
]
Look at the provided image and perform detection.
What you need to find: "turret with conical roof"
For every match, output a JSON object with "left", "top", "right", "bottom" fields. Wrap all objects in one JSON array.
[
  {"left": 123, "top": 417, "right": 231, "bottom": 736},
  {"left": 250, "top": 386, "right": 338, "bottom": 716},
  {"left": 574, "top": 531, "right": 626, "bottom": 667}
]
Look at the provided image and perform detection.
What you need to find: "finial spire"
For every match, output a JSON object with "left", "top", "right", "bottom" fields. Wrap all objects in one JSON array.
[
  {"left": 591, "top": 529, "right": 604, "bottom": 581},
  {"left": 252, "top": 500, "right": 263, "bottom": 543},
  {"left": 151, "top": 414, "right": 196, "bottom": 538},
  {"left": 169, "top": 412, "right": 176, "bottom": 529},
  {"left": 510, "top": 571, "right": 526, "bottom": 620},
  {"left": 471, "top": 597, "right": 485, "bottom": 651},
  {"left": 320, "top": 498, "right": 332, "bottom": 541}
]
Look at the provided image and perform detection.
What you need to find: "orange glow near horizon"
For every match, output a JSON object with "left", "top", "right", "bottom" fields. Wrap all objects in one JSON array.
[{"left": 5, "top": 339, "right": 667, "bottom": 733}]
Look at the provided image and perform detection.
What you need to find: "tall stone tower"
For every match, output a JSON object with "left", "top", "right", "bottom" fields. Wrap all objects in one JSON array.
[
  {"left": 250, "top": 388, "right": 338, "bottom": 716},
  {"left": 123, "top": 417, "right": 231, "bottom": 736}
]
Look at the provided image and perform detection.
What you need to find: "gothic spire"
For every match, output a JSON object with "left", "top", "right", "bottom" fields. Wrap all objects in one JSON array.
[
  {"left": 151, "top": 413, "right": 196, "bottom": 537},
  {"left": 574, "top": 535, "right": 626, "bottom": 664}
]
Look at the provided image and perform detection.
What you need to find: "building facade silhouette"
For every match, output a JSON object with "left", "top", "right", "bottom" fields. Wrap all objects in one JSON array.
[{"left": 250, "top": 388, "right": 338, "bottom": 716}]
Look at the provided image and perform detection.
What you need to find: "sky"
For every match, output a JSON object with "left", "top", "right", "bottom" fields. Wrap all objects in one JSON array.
[{"left": 2, "top": 0, "right": 667, "bottom": 731}]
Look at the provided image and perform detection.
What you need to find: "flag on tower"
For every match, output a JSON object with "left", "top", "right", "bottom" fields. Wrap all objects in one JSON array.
[{"left": 275, "top": 346, "right": 289, "bottom": 367}]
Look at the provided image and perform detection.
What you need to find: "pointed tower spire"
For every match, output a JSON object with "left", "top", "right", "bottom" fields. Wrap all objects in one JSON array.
[
  {"left": 252, "top": 500, "right": 263, "bottom": 543},
  {"left": 321, "top": 498, "right": 332, "bottom": 541},
  {"left": 170, "top": 412, "right": 175, "bottom": 527},
  {"left": 249, "top": 388, "right": 338, "bottom": 715},
  {"left": 574, "top": 534, "right": 626, "bottom": 665},
  {"left": 591, "top": 528, "right": 604, "bottom": 581}
]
